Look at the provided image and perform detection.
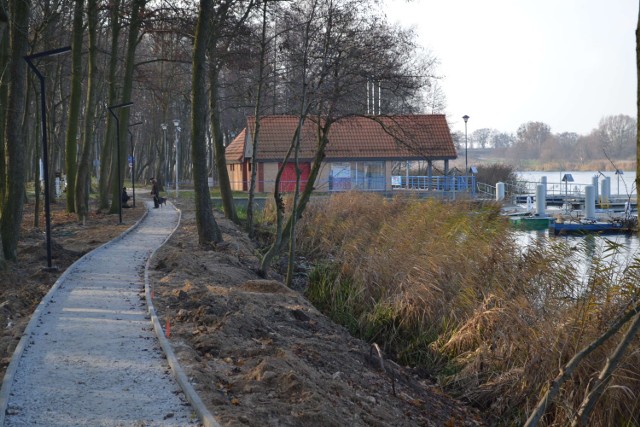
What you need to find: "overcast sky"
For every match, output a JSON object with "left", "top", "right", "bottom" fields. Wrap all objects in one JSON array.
[{"left": 384, "top": 0, "right": 638, "bottom": 137}]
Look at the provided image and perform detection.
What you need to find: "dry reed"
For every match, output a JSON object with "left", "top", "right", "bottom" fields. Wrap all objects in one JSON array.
[{"left": 297, "top": 192, "right": 640, "bottom": 426}]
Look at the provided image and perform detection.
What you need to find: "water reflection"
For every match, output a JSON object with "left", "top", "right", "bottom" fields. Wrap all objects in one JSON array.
[{"left": 514, "top": 230, "right": 640, "bottom": 290}]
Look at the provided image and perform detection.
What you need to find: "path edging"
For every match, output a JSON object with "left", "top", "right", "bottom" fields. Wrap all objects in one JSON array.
[
  {"left": 144, "top": 203, "right": 221, "bottom": 427},
  {"left": 0, "top": 206, "right": 149, "bottom": 425}
]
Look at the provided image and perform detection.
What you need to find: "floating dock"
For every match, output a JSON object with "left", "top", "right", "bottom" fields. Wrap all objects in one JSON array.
[{"left": 550, "top": 218, "right": 637, "bottom": 235}]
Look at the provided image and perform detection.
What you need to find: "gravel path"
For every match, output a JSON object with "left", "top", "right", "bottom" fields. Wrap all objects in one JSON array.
[{"left": 0, "top": 202, "right": 200, "bottom": 426}]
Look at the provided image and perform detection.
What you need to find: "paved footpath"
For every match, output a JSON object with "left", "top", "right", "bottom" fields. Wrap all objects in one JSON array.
[{"left": 0, "top": 202, "right": 201, "bottom": 427}]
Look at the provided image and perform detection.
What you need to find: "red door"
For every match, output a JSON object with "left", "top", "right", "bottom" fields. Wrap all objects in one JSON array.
[{"left": 278, "top": 162, "right": 310, "bottom": 192}]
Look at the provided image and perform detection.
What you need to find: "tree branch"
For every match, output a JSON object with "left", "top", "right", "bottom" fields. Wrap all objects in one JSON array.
[{"left": 524, "top": 303, "right": 640, "bottom": 427}]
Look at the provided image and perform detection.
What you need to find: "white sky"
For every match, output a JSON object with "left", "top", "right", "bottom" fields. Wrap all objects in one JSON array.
[{"left": 384, "top": 0, "right": 638, "bottom": 137}]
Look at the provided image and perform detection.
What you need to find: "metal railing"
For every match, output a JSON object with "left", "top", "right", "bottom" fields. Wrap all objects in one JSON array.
[
  {"left": 227, "top": 175, "right": 477, "bottom": 194},
  {"left": 393, "top": 175, "right": 476, "bottom": 193},
  {"left": 476, "top": 182, "right": 496, "bottom": 198}
]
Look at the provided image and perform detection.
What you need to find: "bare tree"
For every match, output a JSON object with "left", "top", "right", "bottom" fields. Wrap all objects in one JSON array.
[
  {"left": 491, "top": 131, "right": 514, "bottom": 150},
  {"left": 259, "top": 0, "right": 433, "bottom": 275},
  {"left": 247, "top": 0, "right": 270, "bottom": 238},
  {"left": 208, "top": 0, "right": 256, "bottom": 224},
  {"left": 0, "top": 2, "right": 9, "bottom": 206},
  {"left": 1, "top": 0, "right": 31, "bottom": 261},
  {"left": 64, "top": 0, "right": 83, "bottom": 213},
  {"left": 472, "top": 128, "right": 492, "bottom": 149},
  {"left": 75, "top": 0, "right": 98, "bottom": 223},
  {"left": 98, "top": 0, "right": 122, "bottom": 210},
  {"left": 515, "top": 121, "right": 552, "bottom": 158},
  {"left": 424, "top": 78, "right": 446, "bottom": 114},
  {"left": 597, "top": 114, "right": 636, "bottom": 158},
  {"left": 109, "top": 0, "right": 146, "bottom": 214},
  {"left": 191, "top": 0, "right": 222, "bottom": 245},
  {"left": 637, "top": 3, "right": 640, "bottom": 237}
]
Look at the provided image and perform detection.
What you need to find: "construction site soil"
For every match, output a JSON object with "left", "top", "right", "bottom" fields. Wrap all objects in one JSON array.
[{"left": 0, "top": 195, "right": 485, "bottom": 426}]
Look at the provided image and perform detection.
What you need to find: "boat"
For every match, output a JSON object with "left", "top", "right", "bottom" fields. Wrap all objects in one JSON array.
[{"left": 509, "top": 215, "right": 553, "bottom": 231}]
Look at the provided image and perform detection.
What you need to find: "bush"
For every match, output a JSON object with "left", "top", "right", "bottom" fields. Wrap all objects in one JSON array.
[{"left": 475, "top": 163, "right": 518, "bottom": 186}]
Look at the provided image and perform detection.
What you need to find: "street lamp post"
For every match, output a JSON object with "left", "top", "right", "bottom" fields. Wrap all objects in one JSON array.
[
  {"left": 161, "top": 123, "right": 168, "bottom": 189},
  {"left": 108, "top": 102, "right": 134, "bottom": 224},
  {"left": 128, "top": 121, "right": 143, "bottom": 207},
  {"left": 462, "top": 115, "right": 470, "bottom": 173},
  {"left": 25, "top": 46, "right": 71, "bottom": 271},
  {"left": 173, "top": 119, "right": 180, "bottom": 198}
]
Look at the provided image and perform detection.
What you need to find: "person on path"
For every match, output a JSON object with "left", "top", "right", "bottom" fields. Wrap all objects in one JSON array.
[
  {"left": 122, "top": 187, "right": 131, "bottom": 208},
  {"left": 150, "top": 178, "right": 159, "bottom": 208}
]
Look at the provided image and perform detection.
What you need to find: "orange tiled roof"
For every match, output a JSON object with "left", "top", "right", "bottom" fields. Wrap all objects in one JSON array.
[
  {"left": 225, "top": 128, "right": 245, "bottom": 163},
  {"left": 225, "top": 115, "right": 456, "bottom": 163}
]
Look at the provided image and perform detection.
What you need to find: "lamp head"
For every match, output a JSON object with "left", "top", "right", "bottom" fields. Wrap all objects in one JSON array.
[
  {"left": 173, "top": 119, "right": 180, "bottom": 127},
  {"left": 462, "top": 115, "right": 469, "bottom": 123},
  {"left": 161, "top": 123, "right": 167, "bottom": 130}
]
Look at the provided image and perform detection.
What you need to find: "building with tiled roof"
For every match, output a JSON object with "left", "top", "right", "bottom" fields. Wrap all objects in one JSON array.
[{"left": 225, "top": 115, "right": 457, "bottom": 192}]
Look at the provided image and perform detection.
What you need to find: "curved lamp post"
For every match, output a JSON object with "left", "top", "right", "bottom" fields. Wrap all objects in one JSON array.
[
  {"left": 25, "top": 46, "right": 71, "bottom": 270},
  {"left": 462, "top": 115, "right": 470, "bottom": 173},
  {"left": 128, "top": 121, "right": 143, "bottom": 207},
  {"left": 108, "top": 102, "right": 133, "bottom": 223}
]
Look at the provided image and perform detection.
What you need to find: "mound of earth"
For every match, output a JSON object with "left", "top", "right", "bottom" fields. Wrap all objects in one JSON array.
[{"left": 150, "top": 200, "right": 485, "bottom": 426}]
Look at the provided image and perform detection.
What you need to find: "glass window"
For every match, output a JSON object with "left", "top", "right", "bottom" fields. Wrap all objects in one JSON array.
[{"left": 350, "top": 161, "right": 385, "bottom": 190}]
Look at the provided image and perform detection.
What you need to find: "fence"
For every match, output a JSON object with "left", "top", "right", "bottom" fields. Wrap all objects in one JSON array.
[{"left": 226, "top": 175, "right": 477, "bottom": 194}]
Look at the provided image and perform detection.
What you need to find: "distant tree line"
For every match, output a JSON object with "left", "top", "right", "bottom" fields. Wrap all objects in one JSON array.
[{"left": 452, "top": 114, "right": 636, "bottom": 166}]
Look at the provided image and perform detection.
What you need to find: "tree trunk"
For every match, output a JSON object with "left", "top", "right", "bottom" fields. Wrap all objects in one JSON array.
[
  {"left": 0, "top": 6, "right": 7, "bottom": 45},
  {"left": 192, "top": 0, "right": 222, "bottom": 245},
  {"left": 208, "top": 48, "right": 238, "bottom": 223},
  {"left": 75, "top": 0, "right": 98, "bottom": 222},
  {"left": 247, "top": 0, "right": 269, "bottom": 238},
  {"left": 636, "top": 3, "right": 639, "bottom": 239},
  {"left": 260, "top": 119, "right": 332, "bottom": 274},
  {"left": 285, "top": 128, "right": 302, "bottom": 287},
  {"left": 0, "top": 2, "right": 11, "bottom": 269},
  {"left": 258, "top": 131, "right": 297, "bottom": 275},
  {"left": 1, "top": 0, "right": 30, "bottom": 261},
  {"left": 64, "top": 0, "right": 84, "bottom": 213},
  {"left": 98, "top": 0, "right": 121, "bottom": 211},
  {"left": 0, "top": 17, "right": 9, "bottom": 207},
  {"left": 109, "top": 0, "right": 144, "bottom": 213}
]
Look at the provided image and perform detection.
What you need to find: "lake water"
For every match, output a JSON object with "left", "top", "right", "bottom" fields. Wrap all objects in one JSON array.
[
  {"left": 515, "top": 229, "right": 639, "bottom": 286},
  {"left": 514, "top": 170, "right": 639, "bottom": 278}
]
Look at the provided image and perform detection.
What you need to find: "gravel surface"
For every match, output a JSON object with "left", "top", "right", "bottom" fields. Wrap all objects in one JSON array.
[{"left": 1, "top": 203, "right": 199, "bottom": 426}]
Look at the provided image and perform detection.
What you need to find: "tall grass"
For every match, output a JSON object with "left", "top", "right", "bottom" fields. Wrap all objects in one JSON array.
[{"left": 297, "top": 192, "right": 640, "bottom": 426}]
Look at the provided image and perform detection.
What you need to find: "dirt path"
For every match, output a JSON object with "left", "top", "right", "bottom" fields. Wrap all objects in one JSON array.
[{"left": 0, "top": 202, "right": 198, "bottom": 426}]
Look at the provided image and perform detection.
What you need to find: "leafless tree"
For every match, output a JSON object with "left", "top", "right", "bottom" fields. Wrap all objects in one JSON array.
[
  {"left": 1, "top": 0, "right": 31, "bottom": 261},
  {"left": 191, "top": 0, "right": 222, "bottom": 245},
  {"left": 597, "top": 114, "right": 636, "bottom": 158},
  {"left": 259, "top": 0, "right": 435, "bottom": 275},
  {"left": 472, "top": 128, "right": 492, "bottom": 149}
]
